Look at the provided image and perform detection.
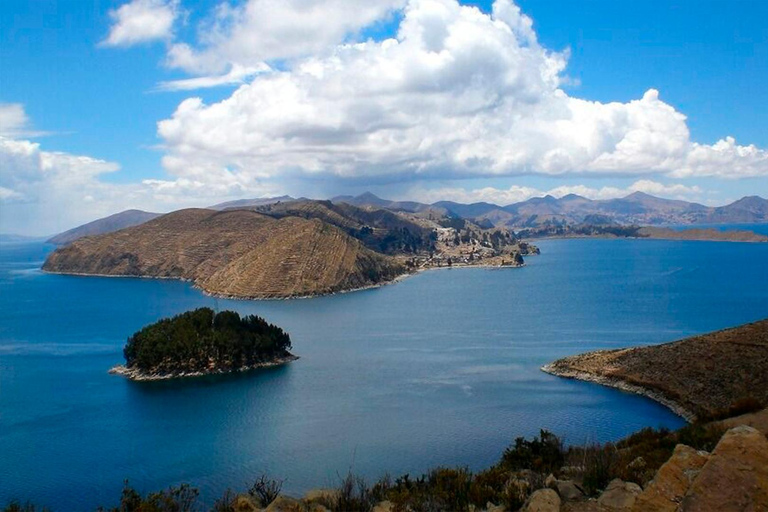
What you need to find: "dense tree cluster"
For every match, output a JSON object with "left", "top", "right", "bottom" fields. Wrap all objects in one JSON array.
[{"left": 123, "top": 308, "right": 292, "bottom": 374}]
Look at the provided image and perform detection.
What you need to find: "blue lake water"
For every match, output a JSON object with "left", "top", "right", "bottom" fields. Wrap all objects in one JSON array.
[{"left": 2, "top": 232, "right": 768, "bottom": 510}]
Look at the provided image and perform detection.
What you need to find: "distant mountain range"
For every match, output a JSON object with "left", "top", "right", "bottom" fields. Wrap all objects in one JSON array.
[
  {"left": 331, "top": 192, "right": 768, "bottom": 228},
  {"left": 47, "top": 209, "right": 162, "bottom": 245},
  {"left": 44, "top": 192, "right": 768, "bottom": 246}
]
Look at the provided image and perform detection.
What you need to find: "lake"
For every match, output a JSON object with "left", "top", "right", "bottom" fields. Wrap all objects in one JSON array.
[{"left": 2, "top": 233, "right": 768, "bottom": 510}]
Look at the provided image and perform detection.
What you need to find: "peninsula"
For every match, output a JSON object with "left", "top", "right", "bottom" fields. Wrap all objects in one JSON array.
[
  {"left": 110, "top": 308, "right": 297, "bottom": 381},
  {"left": 42, "top": 201, "right": 536, "bottom": 299},
  {"left": 542, "top": 319, "right": 768, "bottom": 422}
]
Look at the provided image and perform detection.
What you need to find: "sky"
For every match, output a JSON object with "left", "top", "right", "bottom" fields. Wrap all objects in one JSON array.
[{"left": 1, "top": 0, "right": 767, "bottom": 235}]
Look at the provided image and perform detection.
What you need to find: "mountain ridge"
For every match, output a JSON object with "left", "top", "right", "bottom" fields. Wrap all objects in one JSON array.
[
  {"left": 46, "top": 192, "right": 768, "bottom": 245},
  {"left": 47, "top": 209, "right": 162, "bottom": 245}
]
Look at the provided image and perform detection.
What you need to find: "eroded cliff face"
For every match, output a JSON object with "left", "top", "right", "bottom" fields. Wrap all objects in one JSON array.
[{"left": 43, "top": 208, "right": 405, "bottom": 299}]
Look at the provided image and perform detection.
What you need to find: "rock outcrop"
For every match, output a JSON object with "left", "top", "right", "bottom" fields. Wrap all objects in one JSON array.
[
  {"left": 631, "top": 444, "right": 709, "bottom": 511},
  {"left": 681, "top": 425, "right": 768, "bottom": 511},
  {"left": 522, "top": 488, "right": 562, "bottom": 512},
  {"left": 626, "top": 425, "right": 768, "bottom": 512},
  {"left": 597, "top": 479, "right": 642, "bottom": 511}
]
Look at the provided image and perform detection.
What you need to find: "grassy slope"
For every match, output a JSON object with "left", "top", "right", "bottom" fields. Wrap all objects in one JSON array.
[{"left": 544, "top": 319, "right": 768, "bottom": 420}]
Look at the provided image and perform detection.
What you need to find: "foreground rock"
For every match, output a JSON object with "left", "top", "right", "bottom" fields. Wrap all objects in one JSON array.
[
  {"left": 597, "top": 479, "right": 642, "bottom": 511},
  {"left": 542, "top": 319, "right": 768, "bottom": 421},
  {"left": 681, "top": 425, "right": 768, "bottom": 510},
  {"left": 631, "top": 444, "right": 709, "bottom": 511},
  {"left": 522, "top": 488, "right": 561, "bottom": 512}
]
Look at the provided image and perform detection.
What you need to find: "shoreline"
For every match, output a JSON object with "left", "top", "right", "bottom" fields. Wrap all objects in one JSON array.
[
  {"left": 540, "top": 363, "right": 696, "bottom": 422},
  {"left": 109, "top": 354, "right": 300, "bottom": 381},
  {"left": 524, "top": 234, "right": 767, "bottom": 243},
  {"left": 42, "top": 260, "right": 527, "bottom": 301}
]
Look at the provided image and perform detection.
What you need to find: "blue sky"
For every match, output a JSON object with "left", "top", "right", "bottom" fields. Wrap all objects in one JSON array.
[{"left": 1, "top": 0, "right": 767, "bottom": 234}]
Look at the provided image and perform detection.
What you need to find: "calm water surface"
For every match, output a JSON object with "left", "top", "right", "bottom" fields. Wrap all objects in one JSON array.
[{"left": 2, "top": 232, "right": 768, "bottom": 510}]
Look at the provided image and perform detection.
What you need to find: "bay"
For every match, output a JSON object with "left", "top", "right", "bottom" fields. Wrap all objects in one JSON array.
[{"left": 1, "top": 232, "right": 767, "bottom": 510}]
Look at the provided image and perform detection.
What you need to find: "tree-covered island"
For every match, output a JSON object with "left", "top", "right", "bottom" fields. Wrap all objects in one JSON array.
[{"left": 110, "top": 308, "right": 297, "bottom": 381}]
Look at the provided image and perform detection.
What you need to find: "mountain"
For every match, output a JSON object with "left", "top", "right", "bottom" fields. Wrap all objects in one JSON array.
[
  {"left": 432, "top": 201, "right": 501, "bottom": 219},
  {"left": 43, "top": 198, "right": 535, "bottom": 298},
  {"left": 47, "top": 209, "right": 162, "bottom": 245},
  {"left": 497, "top": 193, "right": 768, "bottom": 227},
  {"left": 208, "top": 195, "right": 296, "bottom": 210},
  {"left": 331, "top": 192, "right": 437, "bottom": 213},
  {"left": 707, "top": 196, "right": 768, "bottom": 223},
  {"left": 43, "top": 208, "right": 405, "bottom": 299},
  {"left": 252, "top": 199, "right": 437, "bottom": 255}
]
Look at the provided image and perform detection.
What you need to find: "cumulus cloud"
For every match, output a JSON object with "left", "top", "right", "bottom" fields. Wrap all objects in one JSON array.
[
  {"left": 102, "top": 0, "right": 179, "bottom": 47},
  {"left": 158, "top": 0, "right": 404, "bottom": 89},
  {"left": 155, "top": 0, "right": 768, "bottom": 192},
  {"left": 0, "top": 105, "right": 282, "bottom": 235},
  {"left": 406, "top": 179, "right": 705, "bottom": 205}
]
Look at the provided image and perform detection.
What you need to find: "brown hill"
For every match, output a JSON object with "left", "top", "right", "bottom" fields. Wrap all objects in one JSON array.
[
  {"left": 43, "top": 208, "right": 405, "bottom": 299},
  {"left": 542, "top": 319, "right": 768, "bottom": 421}
]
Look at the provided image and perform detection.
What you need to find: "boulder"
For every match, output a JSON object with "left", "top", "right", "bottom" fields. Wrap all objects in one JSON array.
[
  {"left": 522, "top": 488, "right": 561, "bottom": 512},
  {"left": 264, "top": 495, "right": 305, "bottom": 512},
  {"left": 555, "top": 480, "right": 584, "bottom": 502},
  {"left": 485, "top": 502, "right": 506, "bottom": 512},
  {"left": 631, "top": 444, "right": 709, "bottom": 512},
  {"left": 681, "top": 425, "right": 768, "bottom": 510},
  {"left": 597, "top": 479, "right": 641, "bottom": 511},
  {"left": 545, "top": 474, "right": 557, "bottom": 489}
]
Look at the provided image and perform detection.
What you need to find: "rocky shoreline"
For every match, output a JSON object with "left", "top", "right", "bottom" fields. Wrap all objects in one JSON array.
[
  {"left": 540, "top": 319, "right": 768, "bottom": 424},
  {"left": 45, "top": 259, "right": 528, "bottom": 301},
  {"left": 540, "top": 362, "right": 696, "bottom": 422},
  {"left": 109, "top": 354, "right": 299, "bottom": 381}
]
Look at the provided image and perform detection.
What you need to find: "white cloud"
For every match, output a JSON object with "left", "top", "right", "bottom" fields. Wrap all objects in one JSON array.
[
  {"left": 406, "top": 180, "right": 706, "bottom": 205},
  {"left": 0, "top": 105, "right": 282, "bottom": 235},
  {"left": 156, "top": 63, "right": 271, "bottom": 91},
  {"left": 155, "top": 0, "right": 768, "bottom": 191},
  {"left": 0, "top": 104, "right": 30, "bottom": 138},
  {"left": 157, "top": 0, "right": 404, "bottom": 89},
  {"left": 102, "top": 0, "right": 179, "bottom": 47}
]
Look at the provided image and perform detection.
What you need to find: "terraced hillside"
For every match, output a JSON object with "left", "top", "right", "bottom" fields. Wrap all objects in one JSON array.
[
  {"left": 254, "top": 199, "right": 436, "bottom": 254},
  {"left": 43, "top": 209, "right": 405, "bottom": 299}
]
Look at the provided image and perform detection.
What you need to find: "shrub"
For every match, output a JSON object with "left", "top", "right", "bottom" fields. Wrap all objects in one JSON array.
[
  {"left": 499, "top": 429, "right": 564, "bottom": 474},
  {"left": 247, "top": 475, "right": 283, "bottom": 507}
]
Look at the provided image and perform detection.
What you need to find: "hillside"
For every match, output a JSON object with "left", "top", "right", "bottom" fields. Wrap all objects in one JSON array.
[
  {"left": 47, "top": 209, "right": 162, "bottom": 245},
  {"left": 542, "top": 319, "right": 768, "bottom": 421},
  {"left": 43, "top": 208, "right": 405, "bottom": 299}
]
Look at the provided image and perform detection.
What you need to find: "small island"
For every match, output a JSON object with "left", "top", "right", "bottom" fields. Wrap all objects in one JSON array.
[{"left": 110, "top": 308, "right": 297, "bottom": 381}]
